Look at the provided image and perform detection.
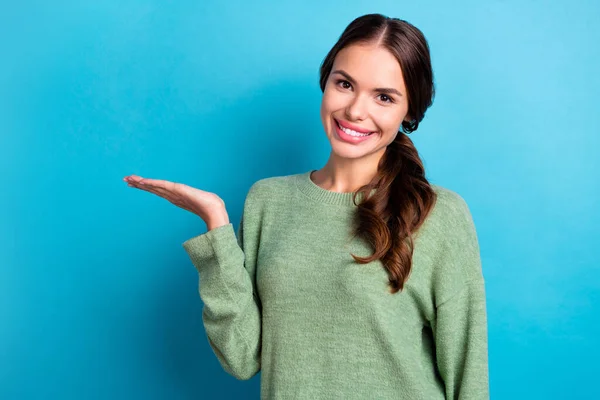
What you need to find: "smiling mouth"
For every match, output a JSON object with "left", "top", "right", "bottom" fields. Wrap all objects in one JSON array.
[{"left": 335, "top": 119, "right": 375, "bottom": 137}]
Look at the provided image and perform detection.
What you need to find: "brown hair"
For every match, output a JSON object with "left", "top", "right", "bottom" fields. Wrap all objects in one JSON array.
[{"left": 319, "top": 13, "right": 437, "bottom": 294}]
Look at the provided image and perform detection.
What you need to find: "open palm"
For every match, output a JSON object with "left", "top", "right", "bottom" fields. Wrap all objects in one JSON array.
[{"left": 123, "top": 174, "right": 228, "bottom": 228}]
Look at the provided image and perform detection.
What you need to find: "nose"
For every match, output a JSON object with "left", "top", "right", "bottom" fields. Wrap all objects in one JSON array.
[{"left": 345, "top": 94, "right": 368, "bottom": 121}]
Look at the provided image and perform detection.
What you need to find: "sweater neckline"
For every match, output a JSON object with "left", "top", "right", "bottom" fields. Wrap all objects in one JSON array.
[{"left": 296, "top": 170, "right": 372, "bottom": 207}]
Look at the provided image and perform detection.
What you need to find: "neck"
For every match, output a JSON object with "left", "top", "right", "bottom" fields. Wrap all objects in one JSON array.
[{"left": 312, "top": 152, "right": 383, "bottom": 193}]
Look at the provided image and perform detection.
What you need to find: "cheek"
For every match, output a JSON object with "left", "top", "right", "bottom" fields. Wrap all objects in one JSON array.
[
  {"left": 377, "top": 108, "right": 407, "bottom": 132},
  {"left": 322, "top": 86, "right": 347, "bottom": 110},
  {"left": 320, "top": 90, "right": 340, "bottom": 126},
  {"left": 319, "top": 97, "right": 329, "bottom": 125}
]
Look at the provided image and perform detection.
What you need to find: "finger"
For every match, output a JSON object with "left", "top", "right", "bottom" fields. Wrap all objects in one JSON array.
[
  {"left": 127, "top": 180, "right": 194, "bottom": 212},
  {"left": 144, "top": 186, "right": 193, "bottom": 212},
  {"left": 149, "top": 186, "right": 193, "bottom": 208},
  {"left": 128, "top": 182, "right": 158, "bottom": 195},
  {"left": 126, "top": 177, "right": 160, "bottom": 190},
  {"left": 134, "top": 183, "right": 181, "bottom": 205},
  {"left": 124, "top": 174, "right": 144, "bottom": 182},
  {"left": 146, "top": 185, "right": 177, "bottom": 201},
  {"left": 139, "top": 178, "right": 177, "bottom": 192},
  {"left": 125, "top": 176, "right": 183, "bottom": 196}
]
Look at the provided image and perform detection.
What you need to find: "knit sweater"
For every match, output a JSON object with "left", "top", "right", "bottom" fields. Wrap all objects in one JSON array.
[{"left": 182, "top": 170, "right": 489, "bottom": 400}]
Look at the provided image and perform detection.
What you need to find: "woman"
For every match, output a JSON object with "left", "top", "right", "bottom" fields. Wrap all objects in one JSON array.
[{"left": 124, "top": 13, "right": 489, "bottom": 400}]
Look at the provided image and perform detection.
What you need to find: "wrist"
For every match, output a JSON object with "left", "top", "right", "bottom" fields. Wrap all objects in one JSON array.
[{"left": 206, "top": 212, "right": 230, "bottom": 231}]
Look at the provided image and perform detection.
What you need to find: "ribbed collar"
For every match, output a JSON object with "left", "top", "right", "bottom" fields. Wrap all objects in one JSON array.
[{"left": 295, "top": 170, "right": 374, "bottom": 207}]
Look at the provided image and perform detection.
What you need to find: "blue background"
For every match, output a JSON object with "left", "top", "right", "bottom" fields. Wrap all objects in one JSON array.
[{"left": 2, "top": 0, "right": 598, "bottom": 399}]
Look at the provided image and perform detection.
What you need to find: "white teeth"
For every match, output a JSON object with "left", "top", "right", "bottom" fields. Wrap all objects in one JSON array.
[{"left": 338, "top": 123, "right": 371, "bottom": 137}]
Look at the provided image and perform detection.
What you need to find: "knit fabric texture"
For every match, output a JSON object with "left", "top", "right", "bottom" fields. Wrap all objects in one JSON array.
[{"left": 182, "top": 170, "right": 489, "bottom": 400}]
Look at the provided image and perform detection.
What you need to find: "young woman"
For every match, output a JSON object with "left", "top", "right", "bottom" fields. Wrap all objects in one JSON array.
[{"left": 124, "top": 13, "right": 489, "bottom": 400}]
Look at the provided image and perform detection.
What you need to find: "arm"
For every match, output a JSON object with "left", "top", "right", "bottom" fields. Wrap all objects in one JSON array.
[
  {"left": 182, "top": 187, "right": 263, "bottom": 380},
  {"left": 433, "top": 279, "right": 489, "bottom": 399},
  {"left": 431, "top": 191, "right": 490, "bottom": 399}
]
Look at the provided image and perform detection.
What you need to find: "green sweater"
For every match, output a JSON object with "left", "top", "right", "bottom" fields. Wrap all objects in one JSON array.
[{"left": 182, "top": 170, "right": 489, "bottom": 400}]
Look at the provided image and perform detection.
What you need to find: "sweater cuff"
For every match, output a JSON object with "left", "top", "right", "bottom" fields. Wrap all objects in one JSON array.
[{"left": 182, "top": 223, "right": 238, "bottom": 269}]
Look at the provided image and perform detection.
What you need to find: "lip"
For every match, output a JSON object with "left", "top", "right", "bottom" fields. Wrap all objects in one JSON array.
[
  {"left": 333, "top": 118, "right": 375, "bottom": 144},
  {"left": 335, "top": 119, "right": 374, "bottom": 134}
]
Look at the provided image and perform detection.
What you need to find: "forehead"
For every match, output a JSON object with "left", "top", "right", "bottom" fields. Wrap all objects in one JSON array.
[{"left": 332, "top": 43, "right": 406, "bottom": 89}]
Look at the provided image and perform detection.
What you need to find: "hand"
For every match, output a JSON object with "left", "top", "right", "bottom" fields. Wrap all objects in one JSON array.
[{"left": 123, "top": 174, "right": 230, "bottom": 229}]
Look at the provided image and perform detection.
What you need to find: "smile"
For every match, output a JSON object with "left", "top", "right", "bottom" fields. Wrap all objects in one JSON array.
[
  {"left": 336, "top": 119, "right": 374, "bottom": 136},
  {"left": 334, "top": 118, "right": 376, "bottom": 143}
]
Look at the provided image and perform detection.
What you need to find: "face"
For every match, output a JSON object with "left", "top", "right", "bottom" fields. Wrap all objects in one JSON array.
[{"left": 320, "top": 42, "right": 410, "bottom": 161}]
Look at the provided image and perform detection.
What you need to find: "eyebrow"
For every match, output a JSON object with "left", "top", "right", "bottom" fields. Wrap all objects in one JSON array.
[{"left": 331, "top": 69, "right": 403, "bottom": 97}]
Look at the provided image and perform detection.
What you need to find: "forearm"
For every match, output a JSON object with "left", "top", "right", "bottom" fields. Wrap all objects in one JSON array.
[{"left": 182, "top": 223, "right": 262, "bottom": 380}]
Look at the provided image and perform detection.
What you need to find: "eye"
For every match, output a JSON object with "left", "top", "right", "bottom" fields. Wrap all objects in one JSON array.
[
  {"left": 378, "top": 94, "right": 394, "bottom": 103},
  {"left": 336, "top": 79, "right": 352, "bottom": 90}
]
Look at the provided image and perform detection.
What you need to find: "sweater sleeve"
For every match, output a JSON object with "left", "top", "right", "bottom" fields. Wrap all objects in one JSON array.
[
  {"left": 433, "top": 279, "right": 489, "bottom": 399},
  {"left": 181, "top": 196, "right": 262, "bottom": 380},
  {"left": 430, "top": 191, "right": 490, "bottom": 400}
]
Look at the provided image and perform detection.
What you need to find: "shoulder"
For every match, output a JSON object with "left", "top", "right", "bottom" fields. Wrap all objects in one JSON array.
[
  {"left": 246, "top": 172, "right": 299, "bottom": 199},
  {"left": 429, "top": 183, "right": 473, "bottom": 224},
  {"left": 240, "top": 172, "right": 301, "bottom": 225},
  {"left": 417, "top": 183, "right": 477, "bottom": 244},
  {"left": 413, "top": 183, "right": 483, "bottom": 302},
  {"left": 243, "top": 172, "right": 303, "bottom": 211}
]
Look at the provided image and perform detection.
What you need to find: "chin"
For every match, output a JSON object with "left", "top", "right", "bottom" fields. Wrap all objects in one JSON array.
[{"left": 329, "top": 142, "right": 373, "bottom": 159}]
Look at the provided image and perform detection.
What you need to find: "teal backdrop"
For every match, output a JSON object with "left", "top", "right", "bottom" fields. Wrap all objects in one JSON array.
[{"left": 1, "top": 0, "right": 598, "bottom": 399}]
